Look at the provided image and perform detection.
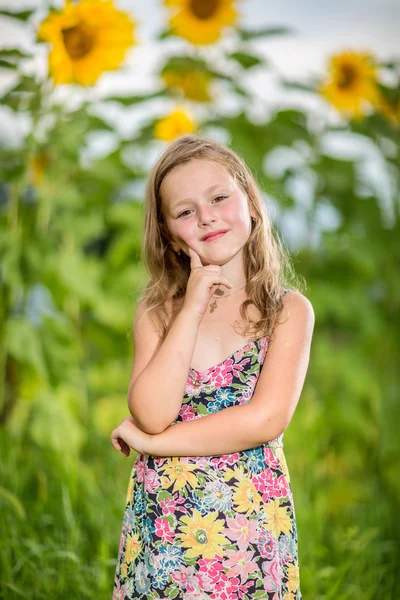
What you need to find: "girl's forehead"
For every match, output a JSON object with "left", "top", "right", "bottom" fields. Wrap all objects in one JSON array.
[{"left": 161, "top": 159, "right": 233, "bottom": 193}]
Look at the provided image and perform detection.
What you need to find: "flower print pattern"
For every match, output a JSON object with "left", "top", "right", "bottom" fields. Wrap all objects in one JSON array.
[{"left": 113, "top": 289, "right": 301, "bottom": 599}]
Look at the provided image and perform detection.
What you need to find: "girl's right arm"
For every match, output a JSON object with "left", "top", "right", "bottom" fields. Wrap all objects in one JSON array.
[
  {"left": 128, "top": 303, "right": 201, "bottom": 434},
  {"left": 127, "top": 247, "right": 233, "bottom": 435}
]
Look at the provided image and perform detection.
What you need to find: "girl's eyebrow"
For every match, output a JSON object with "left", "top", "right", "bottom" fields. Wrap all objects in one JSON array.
[{"left": 171, "top": 183, "right": 223, "bottom": 210}]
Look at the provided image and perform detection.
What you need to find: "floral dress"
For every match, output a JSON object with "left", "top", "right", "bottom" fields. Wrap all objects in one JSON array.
[{"left": 113, "top": 289, "right": 301, "bottom": 600}]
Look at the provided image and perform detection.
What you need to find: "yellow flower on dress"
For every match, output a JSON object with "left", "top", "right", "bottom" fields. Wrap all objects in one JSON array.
[
  {"left": 124, "top": 532, "right": 141, "bottom": 564},
  {"left": 126, "top": 475, "right": 135, "bottom": 505},
  {"left": 154, "top": 106, "right": 197, "bottom": 142},
  {"left": 158, "top": 457, "right": 198, "bottom": 492},
  {"left": 319, "top": 51, "right": 379, "bottom": 119},
  {"left": 162, "top": 70, "right": 212, "bottom": 102},
  {"left": 231, "top": 469, "right": 261, "bottom": 516},
  {"left": 164, "top": 0, "right": 239, "bottom": 45},
  {"left": 287, "top": 563, "right": 300, "bottom": 593},
  {"left": 37, "top": 0, "right": 136, "bottom": 86},
  {"left": 177, "top": 509, "right": 229, "bottom": 558},
  {"left": 262, "top": 498, "right": 292, "bottom": 538},
  {"left": 120, "top": 562, "right": 128, "bottom": 578},
  {"left": 276, "top": 447, "right": 290, "bottom": 482}
]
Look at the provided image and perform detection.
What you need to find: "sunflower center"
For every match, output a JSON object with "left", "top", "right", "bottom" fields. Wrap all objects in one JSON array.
[
  {"left": 189, "top": 0, "right": 219, "bottom": 20},
  {"left": 194, "top": 529, "right": 208, "bottom": 544},
  {"left": 62, "top": 22, "right": 95, "bottom": 60},
  {"left": 337, "top": 64, "right": 358, "bottom": 90},
  {"left": 175, "top": 465, "right": 183, "bottom": 473}
]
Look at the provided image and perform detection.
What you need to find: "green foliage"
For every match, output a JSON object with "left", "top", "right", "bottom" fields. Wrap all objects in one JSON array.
[{"left": 0, "top": 6, "right": 399, "bottom": 599}]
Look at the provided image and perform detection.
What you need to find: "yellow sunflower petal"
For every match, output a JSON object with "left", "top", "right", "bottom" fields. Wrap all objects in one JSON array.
[
  {"left": 164, "top": 0, "right": 239, "bottom": 45},
  {"left": 154, "top": 106, "right": 197, "bottom": 141},
  {"left": 319, "top": 50, "right": 379, "bottom": 119},
  {"left": 37, "top": 0, "right": 136, "bottom": 86}
]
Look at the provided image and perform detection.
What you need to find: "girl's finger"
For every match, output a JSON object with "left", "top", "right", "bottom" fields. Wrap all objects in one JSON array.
[
  {"left": 113, "top": 440, "right": 121, "bottom": 450},
  {"left": 188, "top": 247, "right": 203, "bottom": 270}
]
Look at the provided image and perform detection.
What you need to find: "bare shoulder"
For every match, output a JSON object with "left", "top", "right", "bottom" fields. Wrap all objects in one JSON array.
[{"left": 281, "top": 289, "right": 315, "bottom": 329}]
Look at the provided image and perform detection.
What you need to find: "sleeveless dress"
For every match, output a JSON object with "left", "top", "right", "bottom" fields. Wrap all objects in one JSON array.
[{"left": 113, "top": 289, "right": 301, "bottom": 600}]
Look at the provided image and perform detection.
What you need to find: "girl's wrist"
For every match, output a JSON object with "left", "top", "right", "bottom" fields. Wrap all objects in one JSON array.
[{"left": 144, "top": 431, "right": 157, "bottom": 456}]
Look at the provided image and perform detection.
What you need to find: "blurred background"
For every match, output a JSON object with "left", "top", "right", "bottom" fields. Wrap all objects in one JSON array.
[{"left": 0, "top": 1, "right": 399, "bottom": 598}]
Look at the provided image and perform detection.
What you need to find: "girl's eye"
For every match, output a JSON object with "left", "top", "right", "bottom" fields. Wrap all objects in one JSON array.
[{"left": 177, "top": 196, "right": 227, "bottom": 219}]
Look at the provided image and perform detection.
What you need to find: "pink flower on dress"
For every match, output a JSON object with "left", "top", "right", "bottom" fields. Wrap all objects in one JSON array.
[
  {"left": 154, "top": 516, "right": 174, "bottom": 543},
  {"left": 179, "top": 404, "right": 196, "bottom": 421},
  {"left": 223, "top": 514, "right": 258, "bottom": 551},
  {"left": 172, "top": 564, "right": 195, "bottom": 588},
  {"left": 159, "top": 493, "right": 188, "bottom": 515},
  {"left": 257, "top": 528, "right": 277, "bottom": 559},
  {"left": 113, "top": 577, "right": 128, "bottom": 600},
  {"left": 135, "top": 456, "right": 145, "bottom": 483},
  {"left": 222, "top": 548, "right": 259, "bottom": 584},
  {"left": 159, "top": 495, "right": 179, "bottom": 515},
  {"left": 270, "top": 474, "right": 290, "bottom": 498},
  {"left": 263, "top": 447, "right": 281, "bottom": 469},
  {"left": 194, "top": 570, "right": 214, "bottom": 592},
  {"left": 144, "top": 468, "right": 161, "bottom": 493},
  {"left": 209, "top": 363, "right": 234, "bottom": 388},
  {"left": 210, "top": 453, "right": 240, "bottom": 469},
  {"left": 198, "top": 556, "right": 225, "bottom": 584},
  {"left": 262, "top": 555, "right": 284, "bottom": 593}
]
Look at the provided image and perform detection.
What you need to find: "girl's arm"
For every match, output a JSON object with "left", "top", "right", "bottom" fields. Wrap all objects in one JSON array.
[
  {"left": 127, "top": 303, "right": 201, "bottom": 435},
  {"left": 117, "top": 291, "right": 314, "bottom": 457}
]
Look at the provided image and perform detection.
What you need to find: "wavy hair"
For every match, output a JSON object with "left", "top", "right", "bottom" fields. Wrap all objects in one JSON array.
[{"left": 138, "top": 134, "right": 305, "bottom": 342}]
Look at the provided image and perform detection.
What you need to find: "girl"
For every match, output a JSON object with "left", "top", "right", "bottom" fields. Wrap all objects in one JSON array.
[{"left": 110, "top": 134, "right": 314, "bottom": 600}]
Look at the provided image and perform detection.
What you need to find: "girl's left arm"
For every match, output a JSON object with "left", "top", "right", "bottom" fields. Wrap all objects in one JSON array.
[{"left": 113, "top": 291, "right": 315, "bottom": 457}]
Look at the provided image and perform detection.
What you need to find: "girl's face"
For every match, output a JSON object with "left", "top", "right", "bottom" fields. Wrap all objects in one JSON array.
[{"left": 160, "top": 159, "right": 254, "bottom": 265}]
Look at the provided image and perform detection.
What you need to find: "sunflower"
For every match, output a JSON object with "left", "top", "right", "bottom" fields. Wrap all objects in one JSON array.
[
  {"left": 177, "top": 509, "right": 229, "bottom": 559},
  {"left": 37, "top": 0, "right": 136, "bottom": 86},
  {"left": 154, "top": 106, "right": 197, "bottom": 141},
  {"left": 164, "top": 0, "right": 239, "bottom": 45},
  {"left": 162, "top": 70, "right": 212, "bottom": 102},
  {"left": 319, "top": 51, "right": 379, "bottom": 119}
]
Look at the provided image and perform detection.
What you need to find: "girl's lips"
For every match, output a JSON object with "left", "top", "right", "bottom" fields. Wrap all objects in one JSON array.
[{"left": 203, "top": 231, "right": 227, "bottom": 243}]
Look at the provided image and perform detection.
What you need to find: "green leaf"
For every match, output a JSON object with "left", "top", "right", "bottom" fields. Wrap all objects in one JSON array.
[
  {"left": 0, "top": 49, "right": 32, "bottom": 60},
  {"left": 0, "top": 9, "right": 35, "bottom": 21},
  {"left": 237, "top": 26, "right": 293, "bottom": 40},
  {"left": 105, "top": 89, "right": 168, "bottom": 106},
  {"left": 6, "top": 318, "right": 48, "bottom": 378},
  {"left": 161, "top": 55, "right": 209, "bottom": 75},
  {"left": 157, "top": 490, "right": 172, "bottom": 501},
  {"left": 157, "top": 28, "right": 175, "bottom": 40},
  {"left": 0, "top": 59, "right": 18, "bottom": 70},
  {"left": 281, "top": 78, "right": 317, "bottom": 93},
  {"left": 0, "top": 486, "right": 26, "bottom": 519},
  {"left": 227, "top": 51, "right": 264, "bottom": 69}
]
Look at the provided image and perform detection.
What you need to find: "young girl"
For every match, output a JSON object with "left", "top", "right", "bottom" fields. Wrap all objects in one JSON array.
[{"left": 110, "top": 134, "right": 314, "bottom": 600}]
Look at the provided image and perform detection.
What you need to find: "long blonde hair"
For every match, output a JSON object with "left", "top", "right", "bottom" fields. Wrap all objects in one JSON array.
[{"left": 138, "top": 134, "right": 305, "bottom": 342}]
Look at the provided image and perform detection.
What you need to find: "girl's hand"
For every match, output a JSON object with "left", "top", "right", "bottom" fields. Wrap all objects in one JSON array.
[
  {"left": 110, "top": 416, "right": 151, "bottom": 457},
  {"left": 183, "top": 247, "right": 233, "bottom": 321}
]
